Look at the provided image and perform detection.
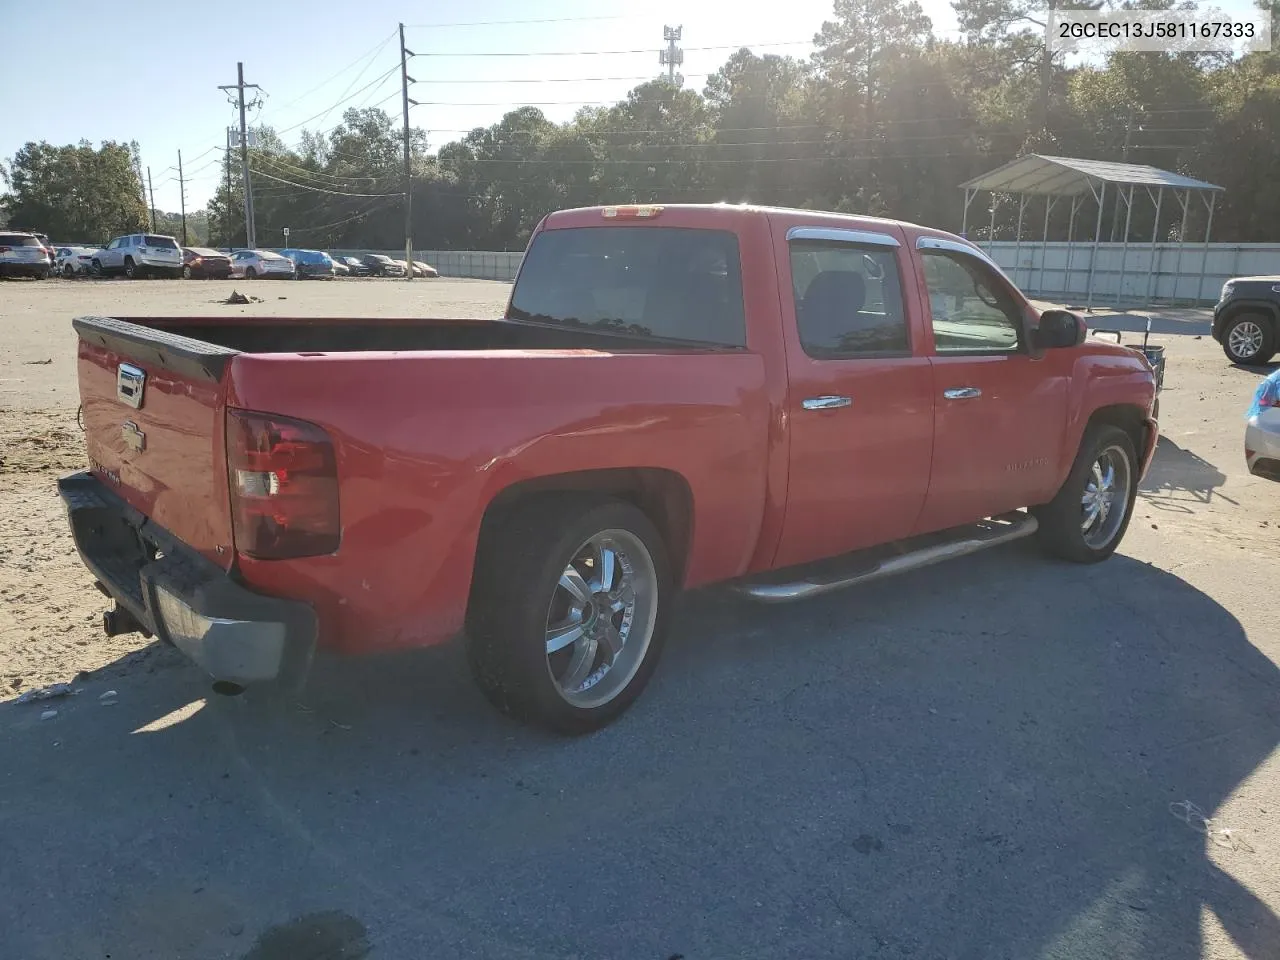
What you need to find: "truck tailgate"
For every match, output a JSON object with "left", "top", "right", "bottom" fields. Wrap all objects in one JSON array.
[{"left": 74, "top": 316, "right": 238, "bottom": 569}]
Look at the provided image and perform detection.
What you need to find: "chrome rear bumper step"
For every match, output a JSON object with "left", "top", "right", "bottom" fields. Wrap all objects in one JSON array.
[{"left": 734, "top": 511, "right": 1039, "bottom": 603}]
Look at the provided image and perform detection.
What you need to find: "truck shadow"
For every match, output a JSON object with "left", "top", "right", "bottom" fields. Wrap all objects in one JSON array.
[
  {"left": 1139, "top": 436, "right": 1234, "bottom": 512},
  {"left": 2, "top": 553, "right": 1278, "bottom": 960}
]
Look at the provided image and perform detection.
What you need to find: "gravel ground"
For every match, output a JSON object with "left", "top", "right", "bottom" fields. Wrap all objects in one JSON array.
[{"left": 1, "top": 276, "right": 1277, "bottom": 960}]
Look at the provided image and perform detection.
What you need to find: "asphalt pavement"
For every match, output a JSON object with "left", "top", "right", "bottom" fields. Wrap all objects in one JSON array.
[{"left": 2, "top": 306, "right": 1278, "bottom": 960}]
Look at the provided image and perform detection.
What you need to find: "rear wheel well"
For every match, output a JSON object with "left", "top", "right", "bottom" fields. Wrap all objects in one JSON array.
[
  {"left": 1087, "top": 404, "right": 1148, "bottom": 461},
  {"left": 477, "top": 468, "right": 694, "bottom": 586}
]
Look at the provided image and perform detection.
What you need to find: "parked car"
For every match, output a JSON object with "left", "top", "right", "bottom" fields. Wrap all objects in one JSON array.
[
  {"left": 358, "top": 253, "right": 405, "bottom": 277},
  {"left": 229, "top": 249, "right": 295, "bottom": 279},
  {"left": 55, "top": 245, "right": 97, "bottom": 277},
  {"left": 1213, "top": 276, "right": 1280, "bottom": 364},
  {"left": 411, "top": 260, "right": 438, "bottom": 278},
  {"left": 331, "top": 258, "right": 350, "bottom": 277},
  {"left": 92, "top": 234, "right": 183, "bottom": 279},
  {"left": 280, "top": 248, "right": 337, "bottom": 279},
  {"left": 0, "top": 231, "right": 52, "bottom": 278},
  {"left": 33, "top": 233, "right": 57, "bottom": 267},
  {"left": 338, "top": 255, "right": 370, "bottom": 276},
  {"left": 60, "top": 203, "right": 1157, "bottom": 734},
  {"left": 1246, "top": 368, "right": 1280, "bottom": 482},
  {"left": 181, "top": 247, "right": 233, "bottom": 280}
]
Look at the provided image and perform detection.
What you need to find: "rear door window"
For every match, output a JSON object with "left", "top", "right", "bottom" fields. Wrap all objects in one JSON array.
[
  {"left": 508, "top": 227, "right": 747, "bottom": 347},
  {"left": 789, "top": 239, "right": 908, "bottom": 358}
]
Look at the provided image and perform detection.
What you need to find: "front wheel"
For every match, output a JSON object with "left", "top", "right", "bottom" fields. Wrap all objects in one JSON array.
[
  {"left": 182, "top": 265, "right": 192, "bottom": 279},
  {"left": 245, "top": 267, "right": 257, "bottom": 279},
  {"left": 62, "top": 264, "right": 75, "bottom": 278},
  {"left": 124, "top": 257, "right": 141, "bottom": 280},
  {"left": 1034, "top": 424, "right": 1138, "bottom": 563},
  {"left": 1222, "top": 313, "right": 1276, "bottom": 365},
  {"left": 467, "top": 496, "right": 672, "bottom": 734}
]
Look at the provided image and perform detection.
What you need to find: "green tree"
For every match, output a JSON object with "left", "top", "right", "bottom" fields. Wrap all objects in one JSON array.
[{"left": 0, "top": 140, "right": 148, "bottom": 242}]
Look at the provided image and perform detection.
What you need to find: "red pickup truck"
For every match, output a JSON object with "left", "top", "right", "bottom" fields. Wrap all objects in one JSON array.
[{"left": 61, "top": 204, "right": 1158, "bottom": 732}]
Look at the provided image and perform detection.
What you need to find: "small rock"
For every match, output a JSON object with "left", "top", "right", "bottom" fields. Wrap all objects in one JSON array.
[
  {"left": 229, "top": 922, "right": 245, "bottom": 937},
  {"left": 1151, "top": 523, "right": 1158, "bottom": 529},
  {"left": 40, "top": 709, "right": 58, "bottom": 721},
  {"left": 99, "top": 690, "right": 118, "bottom": 702}
]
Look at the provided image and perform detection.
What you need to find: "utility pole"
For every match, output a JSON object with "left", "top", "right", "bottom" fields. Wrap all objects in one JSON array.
[
  {"left": 223, "top": 147, "right": 234, "bottom": 250},
  {"left": 399, "top": 23, "right": 416, "bottom": 279},
  {"left": 146, "top": 166, "right": 156, "bottom": 232},
  {"left": 220, "top": 63, "right": 261, "bottom": 248},
  {"left": 177, "top": 149, "right": 188, "bottom": 246},
  {"left": 660, "top": 25, "right": 684, "bottom": 87}
]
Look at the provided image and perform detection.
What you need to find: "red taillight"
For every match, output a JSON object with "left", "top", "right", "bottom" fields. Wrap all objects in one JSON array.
[
  {"left": 0, "top": 246, "right": 10, "bottom": 253},
  {"left": 227, "top": 409, "right": 340, "bottom": 559}
]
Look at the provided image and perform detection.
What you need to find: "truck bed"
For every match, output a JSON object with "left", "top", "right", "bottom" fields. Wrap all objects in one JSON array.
[{"left": 129, "top": 316, "right": 740, "bottom": 355}]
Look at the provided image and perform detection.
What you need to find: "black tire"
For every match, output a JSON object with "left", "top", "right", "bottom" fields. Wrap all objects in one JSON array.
[
  {"left": 123, "top": 257, "right": 141, "bottom": 280},
  {"left": 1034, "top": 424, "right": 1138, "bottom": 564},
  {"left": 466, "top": 495, "right": 673, "bottom": 734},
  {"left": 1221, "top": 312, "right": 1277, "bottom": 365},
  {"left": 62, "top": 264, "right": 75, "bottom": 278},
  {"left": 245, "top": 266, "right": 257, "bottom": 279},
  {"left": 90, "top": 259, "right": 102, "bottom": 277},
  {"left": 182, "top": 265, "right": 193, "bottom": 280}
]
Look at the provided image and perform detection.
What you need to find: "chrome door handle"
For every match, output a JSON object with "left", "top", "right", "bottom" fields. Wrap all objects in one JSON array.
[
  {"left": 943, "top": 387, "right": 982, "bottom": 400},
  {"left": 802, "top": 395, "right": 853, "bottom": 410}
]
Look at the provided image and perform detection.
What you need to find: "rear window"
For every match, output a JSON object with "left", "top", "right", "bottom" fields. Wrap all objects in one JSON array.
[
  {"left": 0, "top": 234, "right": 41, "bottom": 246},
  {"left": 508, "top": 227, "right": 746, "bottom": 346},
  {"left": 144, "top": 236, "right": 178, "bottom": 248}
]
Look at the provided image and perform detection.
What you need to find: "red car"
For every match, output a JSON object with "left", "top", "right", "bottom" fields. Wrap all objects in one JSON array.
[
  {"left": 60, "top": 204, "right": 1157, "bottom": 733},
  {"left": 181, "top": 247, "right": 233, "bottom": 280}
]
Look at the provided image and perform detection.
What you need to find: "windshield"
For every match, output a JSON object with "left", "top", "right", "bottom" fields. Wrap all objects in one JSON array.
[{"left": 507, "top": 226, "right": 746, "bottom": 346}]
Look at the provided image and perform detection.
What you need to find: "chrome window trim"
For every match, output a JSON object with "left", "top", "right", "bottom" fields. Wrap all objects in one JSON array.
[
  {"left": 787, "top": 226, "right": 900, "bottom": 248},
  {"left": 915, "top": 235, "right": 1017, "bottom": 286}
]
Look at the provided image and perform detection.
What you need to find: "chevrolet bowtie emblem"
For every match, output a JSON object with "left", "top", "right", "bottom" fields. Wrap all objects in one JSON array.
[{"left": 122, "top": 421, "right": 146, "bottom": 453}]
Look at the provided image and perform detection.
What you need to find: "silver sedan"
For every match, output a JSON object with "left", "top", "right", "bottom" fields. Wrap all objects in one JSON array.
[
  {"left": 229, "top": 249, "right": 295, "bottom": 279},
  {"left": 1246, "top": 371, "right": 1280, "bottom": 482}
]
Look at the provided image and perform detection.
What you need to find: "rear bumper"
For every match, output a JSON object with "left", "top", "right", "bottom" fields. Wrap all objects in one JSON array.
[
  {"left": 1246, "top": 416, "right": 1280, "bottom": 482},
  {"left": 58, "top": 472, "right": 317, "bottom": 686},
  {"left": 0, "top": 262, "right": 49, "bottom": 277}
]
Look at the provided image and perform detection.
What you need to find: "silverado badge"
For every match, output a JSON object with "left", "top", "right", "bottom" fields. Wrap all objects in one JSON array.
[{"left": 121, "top": 421, "right": 146, "bottom": 453}]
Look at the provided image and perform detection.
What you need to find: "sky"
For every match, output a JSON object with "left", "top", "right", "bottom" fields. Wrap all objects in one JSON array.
[{"left": 1, "top": 0, "right": 1262, "bottom": 213}]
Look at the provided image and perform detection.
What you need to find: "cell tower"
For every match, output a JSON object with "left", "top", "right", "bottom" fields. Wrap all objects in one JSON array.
[{"left": 660, "top": 25, "right": 684, "bottom": 88}]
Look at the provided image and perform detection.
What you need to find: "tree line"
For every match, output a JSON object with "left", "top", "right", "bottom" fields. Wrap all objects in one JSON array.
[{"left": 6, "top": 0, "right": 1280, "bottom": 250}]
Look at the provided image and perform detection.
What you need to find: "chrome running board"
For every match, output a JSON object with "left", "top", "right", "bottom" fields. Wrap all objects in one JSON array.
[{"left": 733, "top": 511, "right": 1039, "bottom": 603}]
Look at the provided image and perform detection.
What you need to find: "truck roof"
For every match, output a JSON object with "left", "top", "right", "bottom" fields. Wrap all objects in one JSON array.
[{"left": 541, "top": 202, "right": 950, "bottom": 239}]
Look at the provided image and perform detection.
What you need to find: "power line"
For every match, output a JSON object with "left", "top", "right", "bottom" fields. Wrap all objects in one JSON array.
[
  {"left": 263, "top": 30, "right": 398, "bottom": 117},
  {"left": 272, "top": 66, "right": 402, "bottom": 137},
  {"left": 256, "top": 152, "right": 391, "bottom": 183},
  {"left": 249, "top": 165, "right": 402, "bottom": 197},
  {"left": 404, "top": 15, "right": 625, "bottom": 28},
  {"left": 412, "top": 39, "right": 814, "bottom": 57},
  {"left": 413, "top": 72, "right": 713, "bottom": 84}
]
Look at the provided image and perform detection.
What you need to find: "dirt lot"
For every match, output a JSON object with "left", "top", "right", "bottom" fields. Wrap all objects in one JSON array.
[{"left": 1, "top": 276, "right": 1278, "bottom": 959}]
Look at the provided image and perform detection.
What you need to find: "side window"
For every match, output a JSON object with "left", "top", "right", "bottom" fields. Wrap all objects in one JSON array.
[
  {"left": 789, "top": 240, "right": 908, "bottom": 358},
  {"left": 921, "top": 251, "right": 1022, "bottom": 353}
]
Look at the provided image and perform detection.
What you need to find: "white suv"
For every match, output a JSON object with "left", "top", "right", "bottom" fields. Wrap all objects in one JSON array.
[
  {"left": 92, "top": 233, "right": 183, "bottom": 279},
  {"left": 0, "top": 232, "right": 52, "bottom": 279}
]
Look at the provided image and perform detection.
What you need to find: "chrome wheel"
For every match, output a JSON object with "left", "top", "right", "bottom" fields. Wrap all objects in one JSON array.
[
  {"left": 1228, "top": 319, "right": 1265, "bottom": 361},
  {"left": 1080, "top": 444, "right": 1132, "bottom": 549},
  {"left": 544, "top": 529, "right": 658, "bottom": 710}
]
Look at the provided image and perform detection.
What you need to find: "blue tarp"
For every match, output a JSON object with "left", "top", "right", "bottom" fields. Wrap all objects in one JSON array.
[{"left": 1247, "top": 368, "right": 1280, "bottom": 419}]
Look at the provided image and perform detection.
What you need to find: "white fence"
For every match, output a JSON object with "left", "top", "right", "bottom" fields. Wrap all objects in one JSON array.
[
  {"left": 983, "top": 241, "right": 1280, "bottom": 306},
  {"left": 329, "top": 241, "right": 1280, "bottom": 305}
]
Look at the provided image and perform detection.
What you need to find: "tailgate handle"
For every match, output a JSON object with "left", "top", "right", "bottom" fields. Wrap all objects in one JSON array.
[{"left": 117, "top": 363, "right": 146, "bottom": 409}]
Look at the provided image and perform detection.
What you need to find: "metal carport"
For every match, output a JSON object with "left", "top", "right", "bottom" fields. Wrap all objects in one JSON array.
[{"left": 959, "top": 155, "right": 1224, "bottom": 309}]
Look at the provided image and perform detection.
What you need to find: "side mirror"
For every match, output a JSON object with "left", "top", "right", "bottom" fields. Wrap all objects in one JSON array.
[{"left": 1034, "top": 309, "right": 1087, "bottom": 350}]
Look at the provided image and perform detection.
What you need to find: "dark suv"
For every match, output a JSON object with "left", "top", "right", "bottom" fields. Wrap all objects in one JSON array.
[{"left": 1213, "top": 276, "right": 1280, "bottom": 364}]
